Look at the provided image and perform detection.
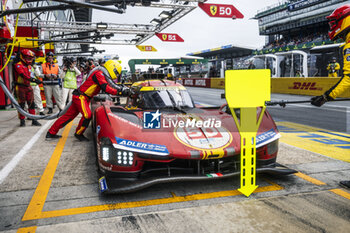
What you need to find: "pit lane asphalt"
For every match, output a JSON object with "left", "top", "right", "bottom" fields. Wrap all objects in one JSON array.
[{"left": 0, "top": 88, "right": 349, "bottom": 233}]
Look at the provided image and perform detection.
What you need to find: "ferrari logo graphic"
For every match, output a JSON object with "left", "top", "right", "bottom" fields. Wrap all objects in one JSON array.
[
  {"left": 210, "top": 5, "right": 217, "bottom": 15},
  {"left": 162, "top": 34, "right": 167, "bottom": 41}
]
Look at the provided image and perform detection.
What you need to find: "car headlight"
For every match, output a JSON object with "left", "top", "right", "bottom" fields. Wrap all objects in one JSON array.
[
  {"left": 102, "top": 146, "right": 110, "bottom": 161},
  {"left": 117, "top": 151, "right": 134, "bottom": 166},
  {"left": 100, "top": 137, "right": 134, "bottom": 166},
  {"left": 267, "top": 139, "right": 278, "bottom": 155}
]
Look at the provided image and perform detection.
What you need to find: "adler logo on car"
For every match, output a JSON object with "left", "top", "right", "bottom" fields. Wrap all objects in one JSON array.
[
  {"left": 114, "top": 137, "right": 169, "bottom": 156},
  {"left": 256, "top": 129, "right": 281, "bottom": 148}
]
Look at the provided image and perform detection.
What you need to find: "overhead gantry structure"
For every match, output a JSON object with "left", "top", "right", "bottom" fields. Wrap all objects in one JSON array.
[{"left": 1, "top": 0, "right": 207, "bottom": 52}]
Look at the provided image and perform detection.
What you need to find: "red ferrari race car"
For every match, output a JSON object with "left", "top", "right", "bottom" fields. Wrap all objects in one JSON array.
[{"left": 91, "top": 79, "right": 296, "bottom": 194}]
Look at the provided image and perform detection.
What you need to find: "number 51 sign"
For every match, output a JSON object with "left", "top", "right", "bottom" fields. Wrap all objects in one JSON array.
[
  {"left": 155, "top": 33, "right": 184, "bottom": 42},
  {"left": 198, "top": 3, "right": 244, "bottom": 19}
]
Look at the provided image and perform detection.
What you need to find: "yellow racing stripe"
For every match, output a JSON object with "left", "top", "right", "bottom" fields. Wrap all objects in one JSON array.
[
  {"left": 79, "top": 95, "right": 89, "bottom": 119},
  {"left": 76, "top": 126, "right": 86, "bottom": 135}
]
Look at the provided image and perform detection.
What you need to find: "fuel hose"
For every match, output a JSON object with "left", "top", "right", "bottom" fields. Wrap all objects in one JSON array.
[{"left": 0, "top": 75, "right": 71, "bottom": 120}]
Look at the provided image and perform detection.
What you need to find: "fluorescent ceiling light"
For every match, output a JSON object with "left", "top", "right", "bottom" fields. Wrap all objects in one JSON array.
[
  {"left": 96, "top": 22, "right": 108, "bottom": 30},
  {"left": 150, "top": 18, "right": 161, "bottom": 25},
  {"left": 159, "top": 11, "right": 172, "bottom": 18}
]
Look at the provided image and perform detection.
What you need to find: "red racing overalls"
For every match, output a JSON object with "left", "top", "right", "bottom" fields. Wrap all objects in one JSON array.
[
  {"left": 14, "top": 61, "right": 35, "bottom": 120},
  {"left": 48, "top": 69, "right": 120, "bottom": 135}
]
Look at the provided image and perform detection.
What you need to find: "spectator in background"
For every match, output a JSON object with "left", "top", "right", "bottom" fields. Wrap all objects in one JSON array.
[
  {"left": 86, "top": 58, "right": 96, "bottom": 74},
  {"left": 41, "top": 52, "right": 63, "bottom": 114},
  {"left": 76, "top": 63, "right": 87, "bottom": 87},
  {"left": 31, "top": 64, "right": 45, "bottom": 115},
  {"left": 327, "top": 57, "right": 340, "bottom": 77},
  {"left": 167, "top": 69, "right": 174, "bottom": 80},
  {"left": 98, "top": 58, "right": 106, "bottom": 66},
  {"left": 60, "top": 57, "right": 81, "bottom": 106},
  {"left": 248, "top": 61, "right": 255, "bottom": 69},
  {"left": 279, "top": 58, "right": 286, "bottom": 77},
  {"left": 295, "top": 69, "right": 304, "bottom": 77},
  {"left": 209, "top": 65, "right": 217, "bottom": 77}
]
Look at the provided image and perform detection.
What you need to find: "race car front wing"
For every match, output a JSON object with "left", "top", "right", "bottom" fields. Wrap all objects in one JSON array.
[{"left": 99, "top": 163, "right": 296, "bottom": 194}]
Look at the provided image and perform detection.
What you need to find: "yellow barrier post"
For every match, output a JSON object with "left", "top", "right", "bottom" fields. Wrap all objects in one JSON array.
[{"left": 225, "top": 70, "right": 271, "bottom": 197}]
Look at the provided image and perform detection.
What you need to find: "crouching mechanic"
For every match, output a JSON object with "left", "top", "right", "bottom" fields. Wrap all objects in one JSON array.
[
  {"left": 311, "top": 4, "right": 350, "bottom": 188},
  {"left": 327, "top": 57, "right": 340, "bottom": 77},
  {"left": 46, "top": 60, "right": 130, "bottom": 141},
  {"left": 14, "top": 49, "right": 42, "bottom": 127}
]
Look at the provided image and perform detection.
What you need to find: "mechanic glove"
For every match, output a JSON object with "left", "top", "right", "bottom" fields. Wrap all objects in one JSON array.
[
  {"left": 311, "top": 94, "right": 333, "bottom": 107},
  {"left": 120, "top": 87, "right": 131, "bottom": 97},
  {"left": 30, "top": 78, "right": 42, "bottom": 85},
  {"left": 35, "top": 79, "right": 43, "bottom": 85}
]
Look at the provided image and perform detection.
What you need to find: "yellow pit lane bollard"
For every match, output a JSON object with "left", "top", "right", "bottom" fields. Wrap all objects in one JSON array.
[{"left": 225, "top": 69, "right": 271, "bottom": 197}]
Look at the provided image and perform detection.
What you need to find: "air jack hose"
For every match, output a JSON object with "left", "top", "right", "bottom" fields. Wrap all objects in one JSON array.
[{"left": 0, "top": 75, "right": 71, "bottom": 120}]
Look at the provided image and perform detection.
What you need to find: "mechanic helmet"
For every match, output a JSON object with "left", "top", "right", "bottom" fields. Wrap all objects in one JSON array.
[
  {"left": 46, "top": 51, "right": 54, "bottom": 62},
  {"left": 20, "top": 49, "right": 35, "bottom": 65},
  {"left": 103, "top": 60, "right": 122, "bottom": 80},
  {"left": 88, "top": 57, "right": 95, "bottom": 65},
  {"left": 326, "top": 4, "right": 350, "bottom": 40},
  {"left": 331, "top": 57, "right": 337, "bottom": 62}
]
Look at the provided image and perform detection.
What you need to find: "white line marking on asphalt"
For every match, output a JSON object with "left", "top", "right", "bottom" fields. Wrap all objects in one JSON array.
[
  {"left": 347, "top": 108, "right": 350, "bottom": 133},
  {"left": 0, "top": 120, "right": 52, "bottom": 184}
]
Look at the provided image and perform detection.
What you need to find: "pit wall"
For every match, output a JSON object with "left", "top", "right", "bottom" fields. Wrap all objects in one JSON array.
[{"left": 177, "top": 77, "right": 350, "bottom": 98}]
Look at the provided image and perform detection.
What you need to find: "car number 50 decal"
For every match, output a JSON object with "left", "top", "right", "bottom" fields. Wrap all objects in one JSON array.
[{"left": 174, "top": 127, "right": 232, "bottom": 150}]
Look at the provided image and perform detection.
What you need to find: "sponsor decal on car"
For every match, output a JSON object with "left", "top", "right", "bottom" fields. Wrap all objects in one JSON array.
[
  {"left": 174, "top": 126, "right": 232, "bottom": 150},
  {"left": 96, "top": 125, "right": 101, "bottom": 135},
  {"left": 99, "top": 176, "right": 108, "bottom": 193},
  {"left": 206, "top": 173, "right": 223, "bottom": 177},
  {"left": 114, "top": 136, "right": 169, "bottom": 156},
  {"left": 256, "top": 129, "right": 281, "bottom": 148}
]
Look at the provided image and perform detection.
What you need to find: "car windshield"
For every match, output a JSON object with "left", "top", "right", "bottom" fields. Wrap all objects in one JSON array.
[{"left": 142, "top": 89, "right": 194, "bottom": 109}]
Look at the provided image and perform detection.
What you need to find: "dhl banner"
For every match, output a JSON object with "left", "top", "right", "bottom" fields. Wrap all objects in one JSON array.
[
  {"left": 180, "top": 77, "right": 350, "bottom": 98},
  {"left": 271, "top": 77, "right": 350, "bottom": 98}
]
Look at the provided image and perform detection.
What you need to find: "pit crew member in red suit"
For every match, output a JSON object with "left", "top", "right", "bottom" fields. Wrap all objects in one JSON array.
[
  {"left": 46, "top": 60, "right": 130, "bottom": 141},
  {"left": 14, "top": 49, "right": 42, "bottom": 127}
]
